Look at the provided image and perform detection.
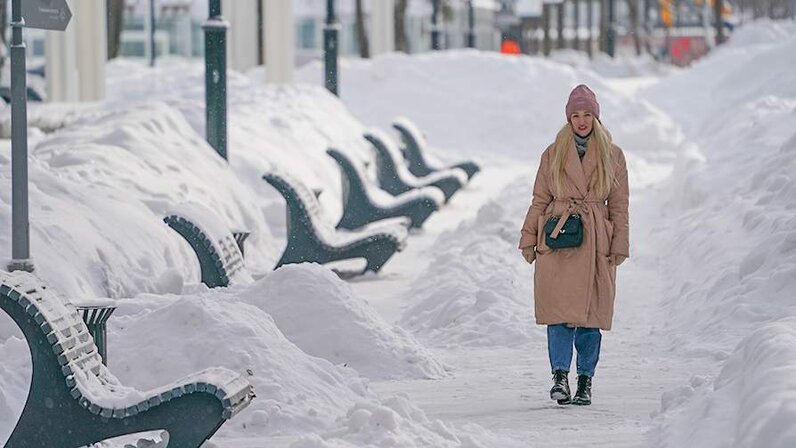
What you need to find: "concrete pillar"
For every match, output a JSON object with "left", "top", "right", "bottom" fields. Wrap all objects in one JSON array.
[
  {"left": 45, "top": 24, "right": 79, "bottom": 102},
  {"left": 224, "top": 0, "right": 260, "bottom": 71},
  {"left": 74, "top": 0, "right": 107, "bottom": 101},
  {"left": 370, "top": 0, "right": 395, "bottom": 56},
  {"left": 264, "top": 0, "right": 294, "bottom": 83}
]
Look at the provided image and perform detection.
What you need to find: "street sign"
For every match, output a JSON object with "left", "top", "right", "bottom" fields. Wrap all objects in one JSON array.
[{"left": 22, "top": 0, "right": 72, "bottom": 31}]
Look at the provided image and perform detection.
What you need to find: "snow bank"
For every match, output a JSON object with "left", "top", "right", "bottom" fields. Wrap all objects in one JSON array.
[
  {"left": 239, "top": 264, "right": 449, "bottom": 380},
  {"left": 644, "top": 21, "right": 796, "bottom": 135},
  {"left": 1, "top": 102, "right": 277, "bottom": 299},
  {"left": 641, "top": 19, "right": 796, "bottom": 446},
  {"left": 398, "top": 178, "right": 539, "bottom": 347},
  {"left": 653, "top": 320, "right": 796, "bottom": 448},
  {"left": 104, "top": 59, "right": 378, "bottom": 223},
  {"left": 107, "top": 288, "right": 372, "bottom": 438}
]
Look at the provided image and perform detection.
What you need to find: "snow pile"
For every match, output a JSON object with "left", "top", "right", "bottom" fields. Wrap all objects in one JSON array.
[
  {"left": 239, "top": 264, "right": 449, "bottom": 380},
  {"left": 653, "top": 320, "right": 796, "bottom": 448},
  {"left": 721, "top": 19, "right": 796, "bottom": 48},
  {"left": 642, "top": 23, "right": 796, "bottom": 354},
  {"left": 0, "top": 102, "right": 277, "bottom": 299},
  {"left": 640, "top": 20, "right": 796, "bottom": 445},
  {"left": 107, "top": 288, "right": 372, "bottom": 439},
  {"left": 104, "top": 59, "right": 383, "bottom": 227},
  {"left": 398, "top": 178, "right": 539, "bottom": 347}
]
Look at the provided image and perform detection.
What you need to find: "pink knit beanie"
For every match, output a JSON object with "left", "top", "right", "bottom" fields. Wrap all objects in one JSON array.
[{"left": 565, "top": 84, "right": 600, "bottom": 121}]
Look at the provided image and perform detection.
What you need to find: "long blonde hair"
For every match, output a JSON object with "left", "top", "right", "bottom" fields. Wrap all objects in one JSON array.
[{"left": 550, "top": 119, "right": 614, "bottom": 198}]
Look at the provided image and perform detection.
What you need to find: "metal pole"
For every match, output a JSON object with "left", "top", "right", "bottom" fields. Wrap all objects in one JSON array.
[
  {"left": 203, "top": 0, "right": 228, "bottom": 160},
  {"left": 466, "top": 0, "right": 475, "bottom": 48},
  {"left": 8, "top": 0, "right": 33, "bottom": 272},
  {"left": 324, "top": 0, "right": 339, "bottom": 95},
  {"left": 574, "top": 0, "right": 581, "bottom": 50},
  {"left": 715, "top": 0, "right": 725, "bottom": 44},
  {"left": 431, "top": 0, "right": 441, "bottom": 50},
  {"left": 607, "top": 0, "right": 616, "bottom": 56},
  {"left": 587, "top": 0, "right": 594, "bottom": 57},
  {"left": 149, "top": 0, "right": 156, "bottom": 66}
]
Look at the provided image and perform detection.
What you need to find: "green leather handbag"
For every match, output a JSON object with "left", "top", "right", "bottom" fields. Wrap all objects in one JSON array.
[{"left": 544, "top": 214, "right": 583, "bottom": 249}]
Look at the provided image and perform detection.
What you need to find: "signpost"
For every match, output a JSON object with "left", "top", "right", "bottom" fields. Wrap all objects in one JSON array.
[
  {"left": 22, "top": 0, "right": 72, "bottom": 31},
  {"left": 9, "top": 0, "right": 72, "bottom": 272}
]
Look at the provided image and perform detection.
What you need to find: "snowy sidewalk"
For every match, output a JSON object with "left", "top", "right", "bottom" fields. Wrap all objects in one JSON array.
[{"left": 361, "top": 176, "right": 713, "bottom": 447}]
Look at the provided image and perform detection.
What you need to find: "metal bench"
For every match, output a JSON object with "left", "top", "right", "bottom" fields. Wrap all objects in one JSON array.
[
  {"left": 0, "top": 270, "right": 255, "bottom": 448},
  {"left": 364, "top": 129, "right": 467, "bottom": 203},
  {"left": 326, "top": 148, "right": 445, "bottom": 230},
  {"left": 392, "top": 117, "right": 481, "bottom": 180},
  {"left": 263, "top": 169, "right": 409, "bottom": 275},
  {"left": 163, "top": 204, "right": 252, "bottom": 288}
]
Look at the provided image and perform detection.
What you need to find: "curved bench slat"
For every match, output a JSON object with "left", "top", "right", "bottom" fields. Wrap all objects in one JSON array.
[
  {"left": 163, "top": 206, "right": 250, "bottom": 288},
  {"left": 392, "top": 117, "right": 481, "bottom": 180},
  {"left": 0, "top": 271, "right": 255, "bottom": 448}
]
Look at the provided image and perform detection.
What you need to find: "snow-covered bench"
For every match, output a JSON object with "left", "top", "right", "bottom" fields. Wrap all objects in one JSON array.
[
  {"left": 364, "top": 129, "right": 467, "bottom": 203},
  {"left": 326, "top": 148, "right": 445, "bottom": 230},
  {"left": 263, "top": 169, "right": 409, "bottom": 274},
  {"left": 392, "top": 117, "right": 481, "bottom": 180},
  {"left": 0, "top": 270, "right": 255, "bottom": 448},
  {"left": 163, "top": 203, "right": 252, "bottom": 288}
]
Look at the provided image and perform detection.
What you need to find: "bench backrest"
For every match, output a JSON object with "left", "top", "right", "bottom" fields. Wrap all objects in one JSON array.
[
  {"left": 364, "top": 129, "right": 425, "bottom": 188},
  {"left": 392, "top": 117, "right": 432, "bottom": 165},
  {"left": 163, "top": 203, "right": 251, "bottom": 288},
  {"left": 262, "top": 169, "right": 339, "bottom": 245}
]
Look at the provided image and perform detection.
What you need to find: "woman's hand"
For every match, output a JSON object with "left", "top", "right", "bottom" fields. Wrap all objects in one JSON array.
[{"left": 521, "top": 247, "right": 536, "bottom": 264}]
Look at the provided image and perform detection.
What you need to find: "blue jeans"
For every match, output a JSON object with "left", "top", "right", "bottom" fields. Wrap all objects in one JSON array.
[{"left": 547, "top": 324, "right": 602, "bottom": 377}]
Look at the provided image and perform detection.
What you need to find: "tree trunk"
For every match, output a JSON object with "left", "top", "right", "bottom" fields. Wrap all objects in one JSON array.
[
  {"left": 106, "top": 0, "right": 126, "bottom": 59},
  {"left": 627, "top": 0, "right": 642, "bottom": 55},
  {"left": 355, "top": 0, "right": 370, "bottom": 58},
  {"left": 395, "top": 0, "right": 409, "bottom": 53}
]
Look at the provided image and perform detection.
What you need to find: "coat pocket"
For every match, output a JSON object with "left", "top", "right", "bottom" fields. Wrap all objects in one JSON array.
[{"left": 596, "top": 218, "right": 614, "bottom": 255}]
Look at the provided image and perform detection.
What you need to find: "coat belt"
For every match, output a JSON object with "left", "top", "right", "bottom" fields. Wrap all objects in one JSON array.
[{"left": 549, "top": 198, "right": 606, "bottom": 239}]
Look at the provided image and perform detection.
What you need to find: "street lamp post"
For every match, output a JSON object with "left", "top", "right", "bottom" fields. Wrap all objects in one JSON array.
[
  {"left": 466, "top": 0, "right": 476, "bottom": 48},
  {"left": 324, "top": 0, "right": 340, "bottom": 95},
  {"left": 8, "top": 0, "right": 32, "bottom": 272},
  {"left": 203, "top": 0, "right": 228, "bottom": 160},
  {"left": 431, "top": 0, "right": 441, "bottom": 50}
]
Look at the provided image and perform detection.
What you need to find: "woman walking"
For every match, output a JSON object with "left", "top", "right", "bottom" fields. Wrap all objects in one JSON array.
[{"left": 518, "top": 84, "right": 629, "bottom": 406}]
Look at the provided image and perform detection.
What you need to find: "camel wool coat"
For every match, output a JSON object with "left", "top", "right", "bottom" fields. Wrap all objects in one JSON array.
[{"left": 519, "top": 140, "right": 629, "bottom": 330}]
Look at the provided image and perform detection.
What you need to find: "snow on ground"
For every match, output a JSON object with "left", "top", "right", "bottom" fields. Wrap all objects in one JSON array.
[
  {"left": 0, "top": 18, "right": 794, "bottom": 448},
  {"left": 636, "top": 21, "right": 796, "bottom": 447}
]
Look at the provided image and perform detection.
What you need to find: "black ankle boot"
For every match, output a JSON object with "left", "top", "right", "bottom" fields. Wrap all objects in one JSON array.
[
  {"left": 550, "top": 370, "right": 571, "bottom": 405},
  {"left": 572, "top": 375, "right": 592, "bottom": 405}
]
